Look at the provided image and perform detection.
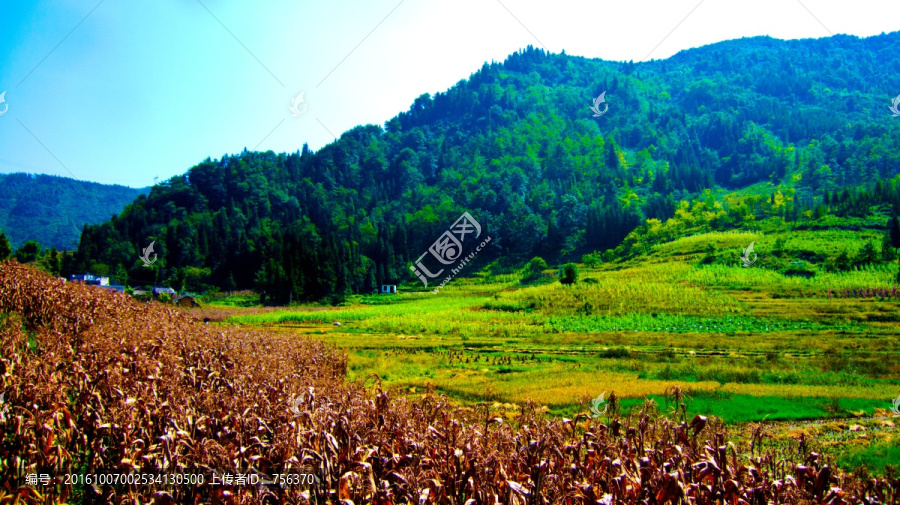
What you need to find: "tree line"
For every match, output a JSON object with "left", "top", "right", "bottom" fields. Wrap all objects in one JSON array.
[{"left": 54, "top": 35, "right": 900, "bottom": 302}]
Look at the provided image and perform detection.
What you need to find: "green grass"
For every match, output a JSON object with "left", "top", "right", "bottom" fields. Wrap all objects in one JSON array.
[
  {"left": 835, "top": 441, "right": 900, "bottom": 476},
  {"left": 547, "top": 394, "right": 884, "bottom": 424},
  {"left": 546, "top": 313, "right": 864, "bottom": 333},
  {"left": 202, "top": 290, "right": 259, "bottom": 307},
  {"left": 223, "top": 218, "right": 900, "bottom": 474},
  {"left": 235, "top": 236, "right": 899, "bottom": 413}
]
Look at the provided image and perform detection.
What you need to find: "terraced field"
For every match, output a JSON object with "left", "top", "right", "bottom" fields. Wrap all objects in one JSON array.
[{"left": 217, "top": 228, "right": 900, "bottom": 475}]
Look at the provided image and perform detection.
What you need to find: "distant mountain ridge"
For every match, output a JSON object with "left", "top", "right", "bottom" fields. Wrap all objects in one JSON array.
[
  {"left": 0, "top": 173, "right": 147, "bottom": 249},
  {"left": 68, "top": 32, "right": 900, "bottom": 301}
]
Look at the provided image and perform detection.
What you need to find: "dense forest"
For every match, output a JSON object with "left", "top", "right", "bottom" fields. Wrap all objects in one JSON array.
[
  {"left": 62, "top": 33, "right": 900, "bottom": 302},
  {"left": 0, "top": 173, "right": 146, "bottom": 249}
]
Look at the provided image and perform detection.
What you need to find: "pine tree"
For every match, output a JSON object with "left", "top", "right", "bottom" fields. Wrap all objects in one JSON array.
[
  {"left": 0, "top": 232, "right": 11, "bottom": 261},
  {"left": 47, "top": 248, "right": 61, "bottom": 276},
  {"left": 855, "top": 242, "right": 880, "bottom": 266},
  {"left": 888, "top": 215, "right": 900, "bottom": 249},
  {"left": 115, "top": 264, "right": 129, "bottom": 286},
  {"left": 15, "top": 241, "right": 40, "bottom": 263}
]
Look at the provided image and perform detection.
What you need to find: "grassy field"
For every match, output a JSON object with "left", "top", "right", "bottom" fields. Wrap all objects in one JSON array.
[
  {"left": 212, "top": 223, "right": 900, "bottom": 474},
  {"left": 7, "top": 261, "right": 897, "bottom": 502}
]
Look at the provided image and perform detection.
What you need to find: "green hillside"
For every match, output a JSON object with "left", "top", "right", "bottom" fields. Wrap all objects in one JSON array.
[
  {"left": 5, "top": 32, "right": 900, "bottom": 483},
  {"left": 65, "top": 33, "right": 900, "bottom": 299},
  {"left": 0, "top": 173, "right": 147, "bottom": 250}
]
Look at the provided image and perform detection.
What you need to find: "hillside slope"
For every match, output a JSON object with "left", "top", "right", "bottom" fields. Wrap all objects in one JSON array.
[
  {"left": 0, "top": 173, "right": 147, "bottom": 250},
  {"left": 68, "top": 33, "right": 900, "bottom": 301}
]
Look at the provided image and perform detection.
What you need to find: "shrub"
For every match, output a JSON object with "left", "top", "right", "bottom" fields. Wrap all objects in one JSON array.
[
  {"left": 782, "top": 265, "right": 815, "bottom": 278},
  {"left": 827, "top": 251, "right": 852, "bottom": 272},
  {"left": 558, "top": 262, "right": 579, "bottom": 285},
  {"left": 582, "top": 252, "right": 602, "bottom": 267},
  {"left": 0, "top": 232, "right": 11, "bottom": 261},
  {"left": 772, "top": 237, "right": 786, "bottom": 257},
  {"left": 855, "top": 241, "right": 880, "bottom": 267},
  {"left": 597, "top": 347, "right": 630, "bottom": 358},
  {"left": 14, "top": 240, "right": 40, "bottom": 263},
  {"left": 700, "top": 242, "right": 717, "bottom": 264},
  {"left": 881, "top": 234, "right": 897, "bottom": 261},
  {"left": 527, "top": 256, "right": 548, "bottom": 276}
]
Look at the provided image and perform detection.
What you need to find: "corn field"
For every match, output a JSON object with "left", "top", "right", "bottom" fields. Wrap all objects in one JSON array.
[{"left": 1, "top": 262, "right": 898, "bottom": 504}]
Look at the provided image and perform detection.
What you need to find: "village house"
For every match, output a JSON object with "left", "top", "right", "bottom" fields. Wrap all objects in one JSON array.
[
  {"left": 153, "top": 287, "right": 177, "bottom": 297},
  {"left": 69, "top": 273, "right": 109, "bottom": 286}
]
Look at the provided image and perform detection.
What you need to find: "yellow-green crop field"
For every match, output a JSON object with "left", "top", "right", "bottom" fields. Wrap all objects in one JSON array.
[{"left": 214, "top": 227, "right": 900, "bottom": 473}]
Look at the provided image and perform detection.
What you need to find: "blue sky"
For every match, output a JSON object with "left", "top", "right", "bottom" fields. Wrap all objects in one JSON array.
[{"left": 1, "top": 0, "right": 898, "bottom": 187}]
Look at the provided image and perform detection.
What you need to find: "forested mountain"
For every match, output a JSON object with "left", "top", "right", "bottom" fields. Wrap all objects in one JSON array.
[
  {"left": 0, "top": 173, "right": 147, "bottom": 250},
  {"left": 68, "top": 33, "right": 900, "bottom": 302}
]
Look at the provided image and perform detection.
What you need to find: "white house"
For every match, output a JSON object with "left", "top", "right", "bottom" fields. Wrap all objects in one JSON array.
[
  {"left": 69, "top": 273, "right": 109, "bottom": 286},
  {"left": 380, "top": 284, "right": 397, "bottom": 294}
]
